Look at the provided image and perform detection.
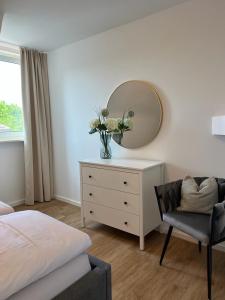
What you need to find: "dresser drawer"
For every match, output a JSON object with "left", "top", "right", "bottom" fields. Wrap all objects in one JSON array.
[
  {"left": 84, "top": 201, "right": 140, "bottom": 235},
  {"left": 83, "top": 184, "right": 139, "bottom": 215},
  {"left": 82, "top": 166, "right": 140, "bottom": 194}
]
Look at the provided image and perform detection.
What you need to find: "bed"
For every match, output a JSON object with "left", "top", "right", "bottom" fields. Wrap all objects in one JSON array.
[
  {"left": 0, "top": 201, "right": 14, "bottom": 216},
  {"left": 0, "top": 210, "right": 111, "bottom": 300}
]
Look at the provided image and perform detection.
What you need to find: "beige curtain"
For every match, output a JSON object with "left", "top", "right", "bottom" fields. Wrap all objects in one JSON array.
[{"left": 20, "top": 48, "right": 53, "bottom": 205}]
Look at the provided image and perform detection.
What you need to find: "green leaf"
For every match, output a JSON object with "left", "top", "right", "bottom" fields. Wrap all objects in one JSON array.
[
  {"left": 98, "top": 123, "right": 107, "bottom": 131},
  {"left": 89, "top": 128, "right": 97, "bottom": 134}
]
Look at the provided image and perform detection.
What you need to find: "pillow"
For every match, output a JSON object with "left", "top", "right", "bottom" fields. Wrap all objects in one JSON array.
[{"left": 177, "top": 176, "right": 218, "bottom": 214}]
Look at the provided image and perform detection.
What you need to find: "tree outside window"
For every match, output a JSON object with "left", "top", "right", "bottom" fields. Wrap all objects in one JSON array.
[{"left": 0, "top": 59, "right": 24, "bottom": 140}]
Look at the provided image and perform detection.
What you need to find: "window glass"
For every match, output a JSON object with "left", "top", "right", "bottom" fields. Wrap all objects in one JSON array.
[{"left": 0, "top": 59, "right": 24, "bottom": 141}]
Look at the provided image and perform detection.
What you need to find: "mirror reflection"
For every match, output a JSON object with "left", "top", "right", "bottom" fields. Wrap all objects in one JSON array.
[{"left": 107, "top": 80, "right": 163, "bottom": 149}]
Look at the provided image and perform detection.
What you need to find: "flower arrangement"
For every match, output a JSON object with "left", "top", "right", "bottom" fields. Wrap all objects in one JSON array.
[{"left": 89, "top": 108, "right": 134, "bottom": 159}]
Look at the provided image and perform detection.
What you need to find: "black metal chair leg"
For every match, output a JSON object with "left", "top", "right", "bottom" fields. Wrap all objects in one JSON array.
[
  {"left": 160, "top": 226, "right": 173, "bottom": 265},
  {"left": 207, "top": 245, "right": 212, "bottom": 300},
  {"left": 198, "top": 241, "right": 202, "bottom": 253}
]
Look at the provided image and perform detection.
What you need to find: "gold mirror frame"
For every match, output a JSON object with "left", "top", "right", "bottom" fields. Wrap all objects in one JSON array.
[{"left": 107, "top": 80, "right": 163, "bottom": 149}]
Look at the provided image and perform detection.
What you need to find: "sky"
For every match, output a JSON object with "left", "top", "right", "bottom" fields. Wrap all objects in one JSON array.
[{"left": 0, "top": 61, "right": 22, "bottom": 107}]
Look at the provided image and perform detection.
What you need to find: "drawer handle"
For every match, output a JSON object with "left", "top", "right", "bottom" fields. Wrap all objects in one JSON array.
[
  {"left": 89, "top": 193, "right": 93, "bottom": 196},
  {"left": 90, "top": 210, "right": 94, "bottom": 214},
  {"left": 123, "top": 181, "right": 127, "bottom": 185},
  {"left": 124, "top": 221, "right": 128, "bottom": 225},
  {"left": 124, "top": 201, "right": 128, "bottom": 205},
  {"left": 89, "top": 175, "right": 92, "bottom": 179}
]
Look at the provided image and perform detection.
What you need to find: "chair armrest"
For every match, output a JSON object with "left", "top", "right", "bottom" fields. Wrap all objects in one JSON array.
[
  {"left": 211, "top": 201, "right": 225, "bottom": 245},
  {"left": 217, "top": 178, "right": 225, "bottom": 203},
  {"left": 155, "top": 180, "right": 182, "bottom": 218}
]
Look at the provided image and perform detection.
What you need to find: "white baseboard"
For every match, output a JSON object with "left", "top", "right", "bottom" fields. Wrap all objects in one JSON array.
[
  {"left": 159, "top": 223, "right": 225, "bottom": 253},
  {"left": 10, "top": 199, "right": 25, "bottom": 207},
  {"left": 55, "top": 195, "right": 81, "bottom": 207}
]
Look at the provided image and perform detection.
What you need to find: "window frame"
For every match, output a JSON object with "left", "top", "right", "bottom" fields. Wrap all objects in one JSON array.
[{"left": 0, "top": 43, "right": 24, "bottom": 142}]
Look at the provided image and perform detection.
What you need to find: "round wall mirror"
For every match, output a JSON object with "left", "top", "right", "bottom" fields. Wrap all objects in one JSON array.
[{"left": 107, "top": 80, "right": 163, "bottom": 149}]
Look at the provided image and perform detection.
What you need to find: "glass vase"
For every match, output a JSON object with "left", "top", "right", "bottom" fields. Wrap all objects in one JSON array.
[
  {"left": 113, "top": 132, "right": 123, "bottom": 145},
  {"left": 100, "top": 133, "right": 112, "bottom": 159}
]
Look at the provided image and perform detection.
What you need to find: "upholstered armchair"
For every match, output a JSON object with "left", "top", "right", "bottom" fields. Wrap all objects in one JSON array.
[{"left": 155, "top": 177, "right": 225, "bottom": 300}]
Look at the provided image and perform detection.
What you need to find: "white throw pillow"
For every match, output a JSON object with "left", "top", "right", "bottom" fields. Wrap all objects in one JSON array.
[{"left": 177, "top": 176, "right": 218, "bottom": 214}]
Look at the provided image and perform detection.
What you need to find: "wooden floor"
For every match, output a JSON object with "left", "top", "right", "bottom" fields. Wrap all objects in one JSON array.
[{"left": 16, "top": 200, "right": 225, "bottom": 300}]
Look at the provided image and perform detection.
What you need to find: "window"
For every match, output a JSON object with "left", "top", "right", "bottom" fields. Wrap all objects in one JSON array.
[{"left": 0, "top": 44, "right": 24, "bottom": 141}]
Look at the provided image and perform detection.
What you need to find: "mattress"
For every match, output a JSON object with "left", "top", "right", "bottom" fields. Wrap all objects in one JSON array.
[
  {"left": 0, "top": 210, "right": 92, "bottom": 299},
  {"left": 0, "top": 201, "right": 14, "bottom": 215},
  {"left": 8, "top": 253, "right": 91, "bottom": 300}
]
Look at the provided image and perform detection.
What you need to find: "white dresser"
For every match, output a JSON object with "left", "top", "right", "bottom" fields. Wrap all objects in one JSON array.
[{"left": 79, "top": 158, "right": 164, "bottom": 250}]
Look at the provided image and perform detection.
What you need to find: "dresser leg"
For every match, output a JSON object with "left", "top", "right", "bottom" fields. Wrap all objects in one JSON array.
[
  {"left": 140, "top": 235, "right": 145, "bottom": 250},
  {"left": 81, "top": 216, "right": 86, "bottom": 228}
]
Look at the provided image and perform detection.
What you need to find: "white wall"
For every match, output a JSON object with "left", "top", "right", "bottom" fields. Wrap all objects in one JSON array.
[
  {"left": 0, "top": 142, "right": 25, "bottom": 206},
  {"left": 48, "top": 0, "right": 225, "bottom": 204}
]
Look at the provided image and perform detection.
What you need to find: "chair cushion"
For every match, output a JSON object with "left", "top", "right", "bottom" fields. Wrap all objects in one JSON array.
[
  {"left": 163, "top": 211, "right": 211, "bottom": 243},
  {"left": 0, "top": 201, "right": 14, "bottom": 215},
  {"left": 177, "top": 176, "right": 218, "bottom": 214}
]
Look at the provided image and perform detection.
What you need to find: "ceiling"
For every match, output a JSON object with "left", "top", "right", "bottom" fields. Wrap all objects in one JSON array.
[{"left": 0, "top": 0, "right": 188, "bottom": 52}]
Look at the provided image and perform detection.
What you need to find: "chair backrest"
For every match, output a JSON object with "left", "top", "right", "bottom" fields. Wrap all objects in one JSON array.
[
  {"left": 155, "top": 177, "right": 225, "bottom": 219},
  {"left": 155, "top": 180, "right": 182, "bottom": 218},
  {"left": 194, "top": 177, "right": 225, "bottom": 203}
]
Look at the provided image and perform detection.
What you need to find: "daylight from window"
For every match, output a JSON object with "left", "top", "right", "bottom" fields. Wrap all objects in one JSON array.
[{"left": 0, "top": 60, "right": 24, "bottom": 140}]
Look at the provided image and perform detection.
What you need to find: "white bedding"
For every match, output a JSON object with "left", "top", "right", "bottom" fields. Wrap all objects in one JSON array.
[
  {"left": 8, "top": 253, "right": 91, "bottom": 300},
  {"left": 0, "top": 210, "right": 92, "bottom": 300}
]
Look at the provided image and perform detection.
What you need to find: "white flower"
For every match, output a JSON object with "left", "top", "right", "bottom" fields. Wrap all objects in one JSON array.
[
  {"left": 105, "top": 118, "right": 118, "bottom": 132},
  {"left": 124, "top": 118, "right": 133, "bottom": 129},
  {"left": 90, "top": 118, "right": 100, "bottom": 129}
]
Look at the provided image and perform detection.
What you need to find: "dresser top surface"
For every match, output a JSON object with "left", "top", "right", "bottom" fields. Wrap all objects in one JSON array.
[{"left": 79, "top": 158, "right": 163, "bottom": 171}]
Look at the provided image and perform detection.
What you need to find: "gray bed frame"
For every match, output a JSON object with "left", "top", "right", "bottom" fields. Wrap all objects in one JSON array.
[{"left": 53, "top": 255, "right": 112, "bottom": 300}]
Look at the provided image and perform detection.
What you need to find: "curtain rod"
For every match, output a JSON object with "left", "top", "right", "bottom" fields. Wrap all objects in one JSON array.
[
  {"left": 0, "top": 41, "right": 20, "bottom": 54},
  {"left": 0, "top": 41, "right": 47, "bottom": 54}
]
